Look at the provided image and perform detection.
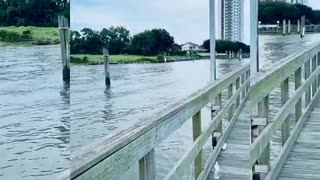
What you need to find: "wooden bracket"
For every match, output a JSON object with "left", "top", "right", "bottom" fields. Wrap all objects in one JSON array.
[
  {"left": 254, "top": 164, "right": 269, "bottom": 173},
  {"left": 252, "top": 118, "right": 267, "bottom": 126},
  {"left": 213, "top": 132, "right": 222, "bottom": 138},
  {"left": 211, "top": 106, "right": 221, "bottom": 111}
]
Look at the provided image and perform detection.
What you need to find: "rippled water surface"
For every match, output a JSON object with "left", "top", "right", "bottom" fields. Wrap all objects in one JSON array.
[
  {"left": 0, "top": 45, "right": 69, "bottom": 179},
  {"left": 1, "top": 34, "right": 320, "bottom": 180}
]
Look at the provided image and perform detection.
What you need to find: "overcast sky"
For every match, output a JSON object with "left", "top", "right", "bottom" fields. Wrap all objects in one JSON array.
[{"left": 71, "top": 0, "right": 320, "bottom": 45}]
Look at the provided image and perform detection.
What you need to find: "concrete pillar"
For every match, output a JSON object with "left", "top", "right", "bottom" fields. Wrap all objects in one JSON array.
[
  {"left": 283, "top": 19, "right": 287, "bottom": 36},
  {"left": 297, "top": 19, "right": 300, "bottom": 33},
  {"left": 239, "top": 49, "right": 242, "bottom": 61},
  {"left": 58, "top": 16, "right": 70, "bottom": 83},
  {"left": 250, "top": 0, "right": 259, "bottom": 74},
  {"left": 103, "top": 48, "right": 111, "bottom": 87}
]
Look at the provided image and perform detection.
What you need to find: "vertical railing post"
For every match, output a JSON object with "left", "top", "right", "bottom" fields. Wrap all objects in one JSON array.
[
  {"left": 103, "top": 48, "right": 111, "bottom": 87},
  {"left": 228, "top": 83, "right": 234, "bottom": 121},
  {"left": 305, "top": 60, "right": 311, "bottom": 107},
  {"left": 139, "top": 150, "right": 155, "bottom": 180},
  {"left": 252, "top": 95, "right": 270, "bottom": 179},
  {"left": 212, "top": 93, "right": 222, "bottom": 149},
  {"left": 312, "top": 55, "right": 317, "bottom": 96},
  {"left": 258, "top": 96, "right": 270, "bottom": 178},
  {"left": 281, "top": 78, "right": 290, "bottom": 146},
  {"left": 295, "top": 67, "right": 302, "bottom": 121},
  {"left": 246, "top": 70, "right": 250, "bottom": 94},
  {"left": 317, "top": 52, "right": 320, "bottom": 88},
  {"left": 241, "top": 73, "right": 246, "bottom": 100},
  {"left": 193, "top": 111, "right": 202, "bottom": 179},
  {"left": 58, "top": 16, "right": 70, "bottom": 83},
  {"left": 236, "top": 77, "right": 240, "bottom": 108}
]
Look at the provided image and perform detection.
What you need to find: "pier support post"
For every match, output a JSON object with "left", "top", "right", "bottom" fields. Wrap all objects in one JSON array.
[
  {"left": 58, "top": 16, "right": 70, "bottom": 83},
  {"left": 282, "top": 19, "right": 287, "bottom": 36},
  {"left": 103, "top": 48, "right": 111, "bottom": 87}
]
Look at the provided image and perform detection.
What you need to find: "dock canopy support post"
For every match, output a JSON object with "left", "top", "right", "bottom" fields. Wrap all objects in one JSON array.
[
  {"left": 250, "top": 0, "right": 259, "bottom": 75},
  {"left": 58, "top": 16, "right": 70, "bottom": 83},
  {"left": 103, "top": 48, "right": 111, "bottom": 87}
]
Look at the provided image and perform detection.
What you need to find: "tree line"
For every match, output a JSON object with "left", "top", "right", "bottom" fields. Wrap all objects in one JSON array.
[
  {"left": 202, "top": 39, "right": 250, "bottom": 54},
  {"left": 259, "top": 1, "right": 320, "bottom": 24},
  {"left": 71, "top": 27, "right": 250, "bottom": 56},
  {"left": 71, "top": 27, "right": 179, "bottom": 56},
  {"left": 0, "top": 0, "right": 69, "bottom": 27}
]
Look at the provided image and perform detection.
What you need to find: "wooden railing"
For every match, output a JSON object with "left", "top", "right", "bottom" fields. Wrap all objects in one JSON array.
[
  {"left": 68, "top": 64, "right": 250, "bottom": 180},
  {"left": 249, "top": 41, "right": 320, "bottom": 179}
]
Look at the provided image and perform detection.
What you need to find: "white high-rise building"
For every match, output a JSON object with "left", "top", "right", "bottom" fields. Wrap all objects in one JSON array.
[{"left": 217, "top": 0, "right": 244, "bottom": 42}]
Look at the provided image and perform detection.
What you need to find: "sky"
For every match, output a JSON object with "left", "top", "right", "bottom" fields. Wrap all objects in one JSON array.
[{"left": 71, "top": 0, "right": 320, "bottom": 45}]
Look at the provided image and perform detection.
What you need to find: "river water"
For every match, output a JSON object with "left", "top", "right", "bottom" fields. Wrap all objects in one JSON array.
[
  {"left": 0, "top": 45, "right": 69, "bottom": 180},
  {"left": 1, "top": 34, "right": 320, "bottom": 180}
]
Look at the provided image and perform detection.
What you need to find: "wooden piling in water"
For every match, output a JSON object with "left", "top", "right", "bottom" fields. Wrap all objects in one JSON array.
[
  {"left": 288, "top": 20, "right": 291, "bottom": 35},
  {"left": 282, "top": 19, "right": 286, "bottom": 36},
  {"left": 301, "top": 16, "right": 306, "bottom": 38},
  {"left": 58, "top": 16, "right": 70, "bottom": 83},
  {"left": 103, "top": 48, "right": 111, "bottom": 87}
]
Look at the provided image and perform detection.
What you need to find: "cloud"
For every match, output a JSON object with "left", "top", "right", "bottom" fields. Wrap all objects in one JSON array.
[{"left": 71, "top": 0, "right": 211, "bottom": 44}]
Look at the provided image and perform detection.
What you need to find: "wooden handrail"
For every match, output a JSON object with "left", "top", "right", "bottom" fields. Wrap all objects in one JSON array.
[
  {"left": 250, "top": 41, "right": 320, "bottom": 179},
  {"left": 70, "top": 64, "right": 250, "bottom": 180}
]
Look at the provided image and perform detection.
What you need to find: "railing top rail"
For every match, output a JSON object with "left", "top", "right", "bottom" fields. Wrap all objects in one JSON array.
[
  {"left": 250, "top": 41, "right": 320, "bottom": 103},
  {"left": 70, "top": 63, "right": 250, "bottom": 179}
]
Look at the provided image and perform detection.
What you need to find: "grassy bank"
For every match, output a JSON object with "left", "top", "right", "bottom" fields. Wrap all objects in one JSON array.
[
  {"left": 0, "top": 26, "right": 60, "bottom": 45},
  {"left": 71, "top": 54, "right": 209, "bottom": 65}
]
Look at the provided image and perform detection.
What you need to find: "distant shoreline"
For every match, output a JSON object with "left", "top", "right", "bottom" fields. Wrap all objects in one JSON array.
[{"left": 71, "top": 54, "right": 249, "bottom": 65}]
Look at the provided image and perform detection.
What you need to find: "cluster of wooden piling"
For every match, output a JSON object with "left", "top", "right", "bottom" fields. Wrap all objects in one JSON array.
[
  {"left": 226, "top": 50, "right": 242, "bottom": 60},
  {"left": 282, "top": 16, "right": 306, "bottom": 37}
]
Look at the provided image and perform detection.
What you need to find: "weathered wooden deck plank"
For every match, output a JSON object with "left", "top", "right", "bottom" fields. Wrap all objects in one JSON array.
[
  {"left": 278, "top": 100, "right": 320, "bottom": 179},
  {"left": 207, "top": 101, "right": 251, "bottom": 179}
]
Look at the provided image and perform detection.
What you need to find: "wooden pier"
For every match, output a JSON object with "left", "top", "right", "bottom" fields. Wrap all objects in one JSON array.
[{"left": 61, "top": 40, "right": 320, "bottom": 180}]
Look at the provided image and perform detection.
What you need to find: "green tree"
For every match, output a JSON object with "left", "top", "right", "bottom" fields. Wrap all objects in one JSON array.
[
  {"left": 128, "top": 29, "right": 174, "bottom": 55},
  {"left": 0, "top": 0, "right": 69, "bottom": 26},
  {"left": 80, "top": 28, "right": 102, "bottom": 54},
  {"left": 100, "top": 26, "right": 130, "bottom": 54},
  {"left": 202, "top": 39, "right": 250, "bottom": 53}
]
